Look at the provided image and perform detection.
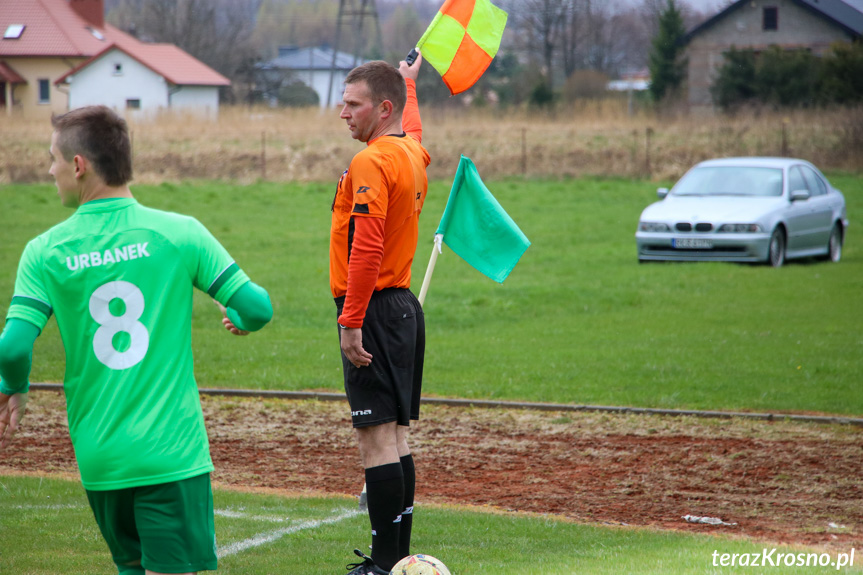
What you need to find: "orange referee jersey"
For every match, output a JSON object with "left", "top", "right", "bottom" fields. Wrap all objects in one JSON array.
[{"left": 330, "top": 79, "right": 430, "bottom": 327}]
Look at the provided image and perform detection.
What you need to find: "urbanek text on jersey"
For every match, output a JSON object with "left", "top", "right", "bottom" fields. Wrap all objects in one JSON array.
[{"left": 65, "top": 243, "right": 151, "bottom": 271}]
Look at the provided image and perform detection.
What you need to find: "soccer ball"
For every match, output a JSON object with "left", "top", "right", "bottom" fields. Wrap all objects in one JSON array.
[{"left": 390, "top": 553, "right": 451, "bottom": 575}]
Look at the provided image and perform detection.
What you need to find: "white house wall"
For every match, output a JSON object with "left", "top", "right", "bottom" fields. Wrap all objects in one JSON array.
[
  {"left": 170, "top": 86, "right": 220, "bottom": 119},
  {"left": 296, "top": 69, "right": 348, "bottom": 107},
  {"left": 67, "top": 50, "right": 168, "bottom": 116}
]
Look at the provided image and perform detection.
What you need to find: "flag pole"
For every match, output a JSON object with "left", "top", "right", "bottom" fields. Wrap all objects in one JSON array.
[{"left": 418, "top": 234, "right": 443, "bottom": 307}]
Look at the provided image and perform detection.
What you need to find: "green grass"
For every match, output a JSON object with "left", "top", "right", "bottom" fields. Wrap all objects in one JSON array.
[
  {"left": 1, "top": 175, "right": 862, "bottom": 414},
  {"left": 1, "top": 475, "right": 858, "bottom": 574}
]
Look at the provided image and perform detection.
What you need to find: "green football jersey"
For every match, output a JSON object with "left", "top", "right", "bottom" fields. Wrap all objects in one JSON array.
[{"left": 7, "top": 198, "right": 249, "bottom": 491}]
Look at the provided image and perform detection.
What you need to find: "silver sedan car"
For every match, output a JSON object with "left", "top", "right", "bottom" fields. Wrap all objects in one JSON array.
[{"left": 636, "top": 157, "right": 848, "bottom": 267}]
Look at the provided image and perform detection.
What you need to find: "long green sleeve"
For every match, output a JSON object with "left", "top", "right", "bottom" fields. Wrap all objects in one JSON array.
[
  {"left": 225, "top": 281, "right": 273, "bottom": 332},
  {"left": 0, "top": 318, "right": 40, "bottom": 395}
]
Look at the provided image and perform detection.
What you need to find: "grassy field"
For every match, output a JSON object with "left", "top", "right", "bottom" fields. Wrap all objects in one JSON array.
[
  {"left": 2, "top": 176, "right": 861, "bottom": 573},
  {"left": 1, "top": 175, "right": 861, "bottom": 415},
  {"left": 1, "top": 475, "right": 858, "bottom": 575}
]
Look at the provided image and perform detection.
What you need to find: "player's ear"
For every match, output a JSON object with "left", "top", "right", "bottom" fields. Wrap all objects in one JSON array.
[
  {"left": 72, "top": 155, "right": 87, "bottom": 179},
  {"left": 379, "top": 99, "right": 394, "bottom": 119}
]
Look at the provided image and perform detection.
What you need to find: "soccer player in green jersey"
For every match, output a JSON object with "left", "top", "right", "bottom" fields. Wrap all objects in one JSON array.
[{"left": 0, "top": 106, "right": 273, "bottom": 575}]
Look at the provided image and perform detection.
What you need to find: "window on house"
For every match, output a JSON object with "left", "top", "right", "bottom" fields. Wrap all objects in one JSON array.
[
  {"left": 114, "top": 63, "right": 123, "bottom": 75},
  {"left": 38, "top": 79, "right": 50, "bottom": 104},
  {"left": 126, "top": 99, "right": 141, "bottom": 109},
  {"left": 86, "top": 27, "right": 105, "bottom": 41},
  {"left": 763, "top": 7, "right": 778, "bottom": 30},
  {"left": 4, "top": 24, "right": 25, "bottom": 39}
]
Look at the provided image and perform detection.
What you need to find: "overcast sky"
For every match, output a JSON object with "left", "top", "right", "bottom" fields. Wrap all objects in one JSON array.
[
  {"left": 682, "top": 0, "right": 727, "bottom": 13},
  {"left": 616, "top": 0, "right": 729, "bottom": 14}
]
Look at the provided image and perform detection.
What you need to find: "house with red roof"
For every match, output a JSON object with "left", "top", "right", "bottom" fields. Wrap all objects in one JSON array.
[{"left": 1, "top": 0, "right": 230, "bottom": 118}]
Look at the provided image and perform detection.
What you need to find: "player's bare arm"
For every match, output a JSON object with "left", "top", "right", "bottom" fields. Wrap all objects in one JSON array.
[{"left": 0, "top": 393, "right": 28, "bottom": 449}]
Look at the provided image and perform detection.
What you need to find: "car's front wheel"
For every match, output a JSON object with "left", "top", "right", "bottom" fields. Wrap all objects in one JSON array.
[
  {"left": 768, "top": 228, "right": 785, "bottom": 268},
  {"left": 827, "top": 224, "right": 842, "bottom": 263}
]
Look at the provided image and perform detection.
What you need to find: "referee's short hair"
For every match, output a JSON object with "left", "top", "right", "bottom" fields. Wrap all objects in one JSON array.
[
  {"left": 51, "top": 105, "right": 133, "bottom": 186},
  {"left": 345, "top": 61, "right": 407, "bottom": 116}
]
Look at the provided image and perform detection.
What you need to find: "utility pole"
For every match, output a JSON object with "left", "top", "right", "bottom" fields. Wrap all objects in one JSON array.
[{"left": 327, "top": 0, "right": 382, "bottom": 108}]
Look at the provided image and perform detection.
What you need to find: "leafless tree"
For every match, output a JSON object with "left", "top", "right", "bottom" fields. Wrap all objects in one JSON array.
[
  {"left": 108, "top": 0, "right": 262, "bottom": 87},
  {"left": 560, "top": 0, "right": 583, "bottom": 78},
  {"left": 504, "top": 0, "right": 657, "bottom": 86},
  {"left": 102, "top": 0, "right": 723, "bottom": 103},
  {"left": 504, "top": 0, "right": 568, "bottom": 87},
  {"left": 640, "top": 0, "right": 722, "bottom": 38}
]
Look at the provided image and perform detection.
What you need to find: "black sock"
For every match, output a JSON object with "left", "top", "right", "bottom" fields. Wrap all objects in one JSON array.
[
  {"left": 365, "top": 462, "right": 404, "bottom": 571},
  {"left": 399, "top": 454, "right": 415, "bottom": 559}
]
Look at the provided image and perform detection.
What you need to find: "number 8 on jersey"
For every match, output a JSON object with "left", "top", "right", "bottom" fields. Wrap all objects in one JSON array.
[{"left": 89, "top": 280, "right": 150, "bottom": 370}]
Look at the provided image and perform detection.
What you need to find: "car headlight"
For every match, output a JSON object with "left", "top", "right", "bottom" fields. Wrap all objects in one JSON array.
[
  {"left": 717, "top": 224, "right": 763, "bottom": 233},
  {"left": 639, "top": 222, "right": 671, "bottom": 232}
]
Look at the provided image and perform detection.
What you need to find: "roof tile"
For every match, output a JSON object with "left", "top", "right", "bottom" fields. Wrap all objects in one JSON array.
[{"left": 2, "top": 0, "right": 229, "bottom": 86}]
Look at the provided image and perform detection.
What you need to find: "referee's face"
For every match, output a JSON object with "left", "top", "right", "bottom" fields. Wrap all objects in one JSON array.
[{"left": 340, "top": 81, "right": 382, "bottom": 143}]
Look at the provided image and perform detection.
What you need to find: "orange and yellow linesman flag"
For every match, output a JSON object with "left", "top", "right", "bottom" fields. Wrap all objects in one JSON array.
[{"left": 416, "top": 0, "right": 508, "bottom": 95}]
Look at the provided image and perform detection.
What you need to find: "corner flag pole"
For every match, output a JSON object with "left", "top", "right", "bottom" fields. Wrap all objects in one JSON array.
[{"left": 417, "top": 234, "right": 443, "bottom": 307}]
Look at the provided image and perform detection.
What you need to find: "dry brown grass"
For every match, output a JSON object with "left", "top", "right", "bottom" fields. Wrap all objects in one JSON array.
[{"left": 2, "top": 102, "right": 861, "bottom": 185}]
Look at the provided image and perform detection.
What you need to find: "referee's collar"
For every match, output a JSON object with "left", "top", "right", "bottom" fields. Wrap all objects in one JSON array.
[{"left": 368, "top": 132, "right": 407, "bottom": 145}]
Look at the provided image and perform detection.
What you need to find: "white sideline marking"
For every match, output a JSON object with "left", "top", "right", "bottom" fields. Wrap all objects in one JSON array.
[
  {"left": 8, "top": 503, "right": 86, "bottom": 510},
  {"left": 217, "top": 508, "right": 361, "bottom": 558},
  {"left": 8, "top": 503, "right": 360, "bottom": 558},
  {"left": 215, "top": 508, "right": 296, "bottom": 523}
]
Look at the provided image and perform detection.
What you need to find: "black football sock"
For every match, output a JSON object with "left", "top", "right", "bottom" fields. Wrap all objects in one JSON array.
[
  {"left": 365, "top": 462, "right": 404, "bottom": 571},
  {"left": 399, "top": 454, "right": 416, "bottom": 559}
]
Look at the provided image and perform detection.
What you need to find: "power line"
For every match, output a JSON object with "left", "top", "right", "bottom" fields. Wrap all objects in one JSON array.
[{"left": 327, "top": 0, "right": 382, "bottom": 107}]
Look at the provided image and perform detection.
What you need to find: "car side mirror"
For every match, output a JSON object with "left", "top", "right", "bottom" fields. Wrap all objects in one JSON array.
[
  {"left": 657, "top": 187, "right": 669, "bottom": 199},
  {"left": 790, "top": 189, "right": 810, "bottom": 202}
]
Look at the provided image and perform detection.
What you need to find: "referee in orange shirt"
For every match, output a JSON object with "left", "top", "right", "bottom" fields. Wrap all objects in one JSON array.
[{"left": 330, "top": 52, "right": 429, "bottom": 575}]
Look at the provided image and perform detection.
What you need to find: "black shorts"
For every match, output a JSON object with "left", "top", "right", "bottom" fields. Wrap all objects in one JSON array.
[{"left": 336, "top": 288, "right": 425, "bottom": 428}]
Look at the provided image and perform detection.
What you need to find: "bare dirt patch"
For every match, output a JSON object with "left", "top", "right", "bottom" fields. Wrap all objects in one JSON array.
[{"left": 3, "top": 391, "right": 861, "bottom": 551}]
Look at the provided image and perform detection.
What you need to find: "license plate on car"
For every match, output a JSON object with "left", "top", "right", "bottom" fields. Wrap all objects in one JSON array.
[{"left": 673, "top": 238, "right": 713, "bottom": 249}]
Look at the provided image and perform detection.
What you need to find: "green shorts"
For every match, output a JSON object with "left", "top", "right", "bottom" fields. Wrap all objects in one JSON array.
[{"left": 86, "top": 472, "right": 217, "bottom": 574}]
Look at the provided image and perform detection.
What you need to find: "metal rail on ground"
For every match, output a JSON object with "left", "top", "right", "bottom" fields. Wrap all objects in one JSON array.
[{"left": 29, "top": 383, "right": 863, "bottom": 427}]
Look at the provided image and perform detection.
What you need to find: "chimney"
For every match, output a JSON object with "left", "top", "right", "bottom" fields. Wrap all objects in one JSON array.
[{"left": 69, "top": 0, "right": 104, "bottom": 29}]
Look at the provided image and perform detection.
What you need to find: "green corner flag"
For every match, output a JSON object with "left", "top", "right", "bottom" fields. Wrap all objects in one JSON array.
[{"left": 435, "top": 155, "right": 530, "bottom": 283}]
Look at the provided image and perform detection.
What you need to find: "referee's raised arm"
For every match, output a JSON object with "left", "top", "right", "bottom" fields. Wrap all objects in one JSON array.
[{"left": 399, "top": 50, "right": 423, "bottom": 143}]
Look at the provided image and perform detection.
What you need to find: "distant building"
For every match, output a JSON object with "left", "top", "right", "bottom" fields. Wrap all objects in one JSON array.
[
  {"left": 607, "top": 69, "right": 650, "bottom": 92},
  {"left": 0, "top": 0, "right": 230, "bottom": 118},
  {"left": 56, "top": 44, "right": 230, "bottom": 119},
  {"left": 684, "top": 0, "right": 863, "bottom": 114},
  {"left": 258, "top": 46, "right": 370, "bottom": 108}
]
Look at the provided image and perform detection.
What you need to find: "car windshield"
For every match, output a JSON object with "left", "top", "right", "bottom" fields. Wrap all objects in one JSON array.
[{"left": 671, "top": 166, "right": 784, "bottom": 197}]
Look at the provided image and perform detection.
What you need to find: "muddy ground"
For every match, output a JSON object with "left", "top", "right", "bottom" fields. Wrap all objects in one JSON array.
[{"left": 3, "top": 391, "right": 861, "bottom": 551}]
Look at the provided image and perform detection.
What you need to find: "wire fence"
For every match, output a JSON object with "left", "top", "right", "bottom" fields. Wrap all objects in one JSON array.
[{"left": 2, "top": 104, "right": 861, "bottom": 185}]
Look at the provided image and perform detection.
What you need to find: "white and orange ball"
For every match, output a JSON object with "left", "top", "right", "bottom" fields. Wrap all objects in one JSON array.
[{"left": 390, "top": 553, "right": 452, "bottom": 575}]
